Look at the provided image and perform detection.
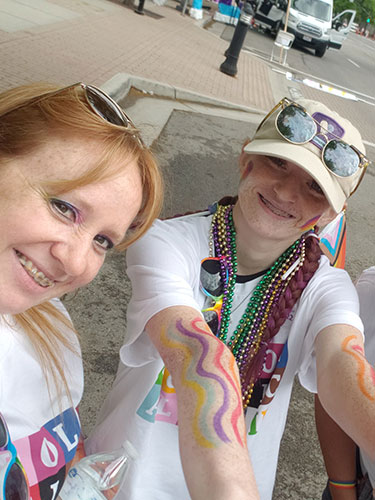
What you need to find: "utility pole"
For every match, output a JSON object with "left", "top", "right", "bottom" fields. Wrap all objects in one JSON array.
[
  {"left": 279, "top": 0, "right": 292, "bottom": 63},
  {"left": 134, "top": 0, "right": 145, "bottom": 15},
  {"left": 219, "top": 1, "right": 255, "bottom": 77}
]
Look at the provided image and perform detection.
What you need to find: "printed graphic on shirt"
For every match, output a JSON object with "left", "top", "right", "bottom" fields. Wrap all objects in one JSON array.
[
  {"left": 137, "top": 368, "right": 178, "bottom": 425},
  {"left": 247, "top": 341, "right": 288, "bottom": 435},
  {"left": 15, "top": 407, "right": 80, "bottom": 500},
  {"left": 137, "top": 340, "right": 289, "bottom": 437}
]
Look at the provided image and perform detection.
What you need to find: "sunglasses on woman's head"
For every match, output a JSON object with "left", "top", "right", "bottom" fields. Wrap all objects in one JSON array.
[
  {"left": 257, "top": 97, "right": 369, "bottom": 182},
  {"left": 0, "top": 413, "right": 29, "bottom": 500},
  {"left": 200, "top": 257, "right": 228, "bottom": 335},
  {"left": 2, "top": 82, "right": 143, "bottom": 146}
]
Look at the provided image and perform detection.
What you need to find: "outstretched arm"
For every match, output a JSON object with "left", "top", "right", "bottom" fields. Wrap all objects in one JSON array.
[
  {"left": 315, "top": 324, "right": 375, "bottom": 462},
  {"left": 314, "top": 394, "right": 357, "bottom": 500},
  {"left": 146, "top": 305, "right": 259, "bottom": 500}
]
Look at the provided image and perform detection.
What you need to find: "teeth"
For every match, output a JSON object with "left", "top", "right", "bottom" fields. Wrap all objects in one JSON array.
[
  {"left": 261, "top": 196, "right": 293, "bottom": 218},
  {"left": 16, "top": 251, "right": 54, "bottom": 288}
]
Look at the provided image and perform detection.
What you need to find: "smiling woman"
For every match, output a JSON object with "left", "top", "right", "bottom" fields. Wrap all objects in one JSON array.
[
  {"left": 0, "top": 134, "right": 145, "bottom": 314},
  {"left": 0, "top": 82, "right": 162, "bottom": 498}
]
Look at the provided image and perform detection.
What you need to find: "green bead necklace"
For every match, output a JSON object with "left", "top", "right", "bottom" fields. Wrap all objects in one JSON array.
[{"left": 210, "top": 204, "right": 306, "bottom": 408}]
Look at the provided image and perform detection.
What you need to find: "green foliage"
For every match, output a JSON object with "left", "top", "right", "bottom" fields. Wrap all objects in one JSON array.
[
  {"left": 334, "top": 0, "right": 356, "bottom": 12},
  {"left": 333, "top": 0, "right": 375, "bottom": 23}
]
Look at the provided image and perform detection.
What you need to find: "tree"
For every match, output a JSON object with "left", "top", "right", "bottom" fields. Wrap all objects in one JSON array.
[{"left": 334, "top": 0, "right": 375, "bottom": 23}]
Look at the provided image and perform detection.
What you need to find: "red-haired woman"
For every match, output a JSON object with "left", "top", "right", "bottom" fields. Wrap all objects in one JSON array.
[{"left": 0, "top": 82, "right": 162, "bottom": 499}]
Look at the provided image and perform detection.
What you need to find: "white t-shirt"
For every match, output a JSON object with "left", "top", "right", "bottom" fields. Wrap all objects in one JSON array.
[
  {"left": 356, "top": 267, "right": 375, "bottom": 489},
  {"left": 0, "top": 298, "right": 83, "bottom": 499},
  {"left": 86, "top": 213, "right": 362, "bottom": 500}
]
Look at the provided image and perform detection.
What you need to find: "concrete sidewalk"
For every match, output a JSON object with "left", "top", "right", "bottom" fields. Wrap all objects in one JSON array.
[{"left": 0, "top": 0, "right": 279, "bottom": 111}]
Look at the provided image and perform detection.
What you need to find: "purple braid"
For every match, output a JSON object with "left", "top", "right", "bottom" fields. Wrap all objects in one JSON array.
[{"left": 242, "top": 234, "right": 322, "bottom": 389}]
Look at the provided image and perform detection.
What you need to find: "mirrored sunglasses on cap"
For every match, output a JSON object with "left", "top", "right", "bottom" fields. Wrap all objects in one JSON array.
[
  {"left": 2, "top": 82, "right": 143, "bottom": 146},
  {"left": 0, "top": 413, "right": 29, "bottom": 500},
  {"left": 257, "top": 97, "right": 369, "bottom": 183}
]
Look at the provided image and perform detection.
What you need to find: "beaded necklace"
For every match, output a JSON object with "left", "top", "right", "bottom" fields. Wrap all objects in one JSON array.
[{"left": 209, "top": 204, "right": 307, "bottom": 409}]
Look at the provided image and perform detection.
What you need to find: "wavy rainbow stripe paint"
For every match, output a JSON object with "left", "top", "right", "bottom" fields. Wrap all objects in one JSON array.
[
  {"left": 160, "top": 317, "right": 244, "bottom": 448},
  {"left": 191, "top": 318, "right": 245, "bottom": 446},
  {"left": 160, "top": 323, "right": 214, "bottom": 448},
  {"left": 342, "top": 335, "right": 375, "bottom": 401}
]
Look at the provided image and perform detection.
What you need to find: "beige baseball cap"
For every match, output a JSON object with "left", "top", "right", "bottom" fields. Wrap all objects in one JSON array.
[{"left": 244, "top": 98, "right": 367, "bottom": 213}]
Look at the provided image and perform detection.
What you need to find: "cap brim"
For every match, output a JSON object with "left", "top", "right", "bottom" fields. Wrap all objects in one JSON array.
[{"left": 244, "top": 139, "right": 345, "bottom": 213}]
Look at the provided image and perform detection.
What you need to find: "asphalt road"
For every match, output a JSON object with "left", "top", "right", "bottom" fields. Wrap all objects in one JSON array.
[
  {"left": 213, "top": 26, "right": 375, "bottom": 101},
  {"left": 207, "top": 21, "right": 375, "bottom": 158}
]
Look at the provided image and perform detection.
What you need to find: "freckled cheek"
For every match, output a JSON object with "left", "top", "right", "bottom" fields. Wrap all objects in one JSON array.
[
  {"left": 299, "top": 192, "right": 327, "bottom": 215},
  {"left": 238, "top": 183, "right": 259, "bottom": 217},
  {"left": 238, "top": 182, "right": 250, "bottom": 205}
]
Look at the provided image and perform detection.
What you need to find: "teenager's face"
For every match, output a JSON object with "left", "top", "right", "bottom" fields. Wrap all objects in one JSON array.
[
  {"left": 0, "top": 135, "right": 143, "bottom": 314},
  {"left": 235, "top": 154, "right": 336, "bottom": 245}
]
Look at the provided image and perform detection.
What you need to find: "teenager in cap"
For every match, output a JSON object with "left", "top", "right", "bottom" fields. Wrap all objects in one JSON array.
[{"left": 87, "top": 97, "right": 373, "bottom": 500}]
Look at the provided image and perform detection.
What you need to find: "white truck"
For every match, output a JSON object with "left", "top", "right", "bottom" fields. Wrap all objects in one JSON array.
[{"left": 253, "top": 0, "right": 356, "bottom": 57}]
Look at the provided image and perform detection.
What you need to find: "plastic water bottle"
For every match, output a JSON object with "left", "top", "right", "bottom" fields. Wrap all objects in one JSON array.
[{"left": 59, "top": 441, "right": 137, "bottom": 500}]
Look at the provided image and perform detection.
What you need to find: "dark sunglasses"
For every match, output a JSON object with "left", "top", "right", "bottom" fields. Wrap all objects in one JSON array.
[
  {"left": 0, "top": 414, "right": 29, "bottom": 500},
  {"left": 257, "top": 97, "right": 369, "bottom": 182},
  {"left": 2, "top": 82, "right": 142, "bottom": 144},
  {"left": 200, "top": 257, "right": 228, "bottom": 335}
]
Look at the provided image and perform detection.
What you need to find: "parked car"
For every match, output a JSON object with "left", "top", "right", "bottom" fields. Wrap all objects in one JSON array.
[{"left": 253, "top": 0, "right": 356, "bottom": 57}]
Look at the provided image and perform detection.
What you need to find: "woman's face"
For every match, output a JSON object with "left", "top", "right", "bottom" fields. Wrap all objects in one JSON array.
[
  {"left": 235, "top": 154, "right": 336, "bottom": 245},
  {"left": 0, "top": 135, "right": 143, "bottom": 314}
]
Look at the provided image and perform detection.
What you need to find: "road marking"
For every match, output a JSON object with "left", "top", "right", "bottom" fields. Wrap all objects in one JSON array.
[
  {"left": 347, "top": 58, "right": 360, "bottom": 68},
  {"left": 357, "top": 97, "right": 375, "bottom": 107},
  {"left": 270, "top": 63, "right": 375, "bottom": 102},
  {"left": 285, "top": 72, "right": 358, "bottom": 101}
]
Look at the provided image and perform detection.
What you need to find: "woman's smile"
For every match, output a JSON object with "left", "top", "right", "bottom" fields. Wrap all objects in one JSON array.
[
  {"left": 15, "top": 249, "right": 55, "bottom": 288},
  {"left": 258, "top": 194, "right": 295, "bottom": 220},
  {"left": 234, "top": 154, "right": 336, "bottom": 253}
]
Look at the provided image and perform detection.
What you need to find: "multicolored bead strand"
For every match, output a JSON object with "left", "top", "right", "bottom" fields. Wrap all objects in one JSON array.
[
  {"left": 211, "top": 204, "right": 307, "bottom": 409},
  {"left": 211, "top": 205, "right": 237, "bottom": 338}
]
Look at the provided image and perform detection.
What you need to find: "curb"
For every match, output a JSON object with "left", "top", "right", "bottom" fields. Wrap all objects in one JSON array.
[{"left": 102, "top": 72, "right": 265, "bottom": 115}]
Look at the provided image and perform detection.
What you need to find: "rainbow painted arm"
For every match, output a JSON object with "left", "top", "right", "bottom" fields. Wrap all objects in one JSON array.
[
  {"left": 146, "top": 305, "right": 259, "bottom": 500},
  {"left": 315, "top": 325, "right": 375, "bottom": 461}
]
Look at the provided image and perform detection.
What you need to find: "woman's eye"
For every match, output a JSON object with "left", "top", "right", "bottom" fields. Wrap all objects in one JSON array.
[
  {"left": 267, "top": 156, "right": 287, "bottom": 169},
  {"left": 309, "top": 180, "right": 324, "bottom": 195},
  {"left": 94, "top": 234, "right": 114, "bottom": 251},
  {"left": 50, "top": 199, "right": 78, "bottom": 222}
]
